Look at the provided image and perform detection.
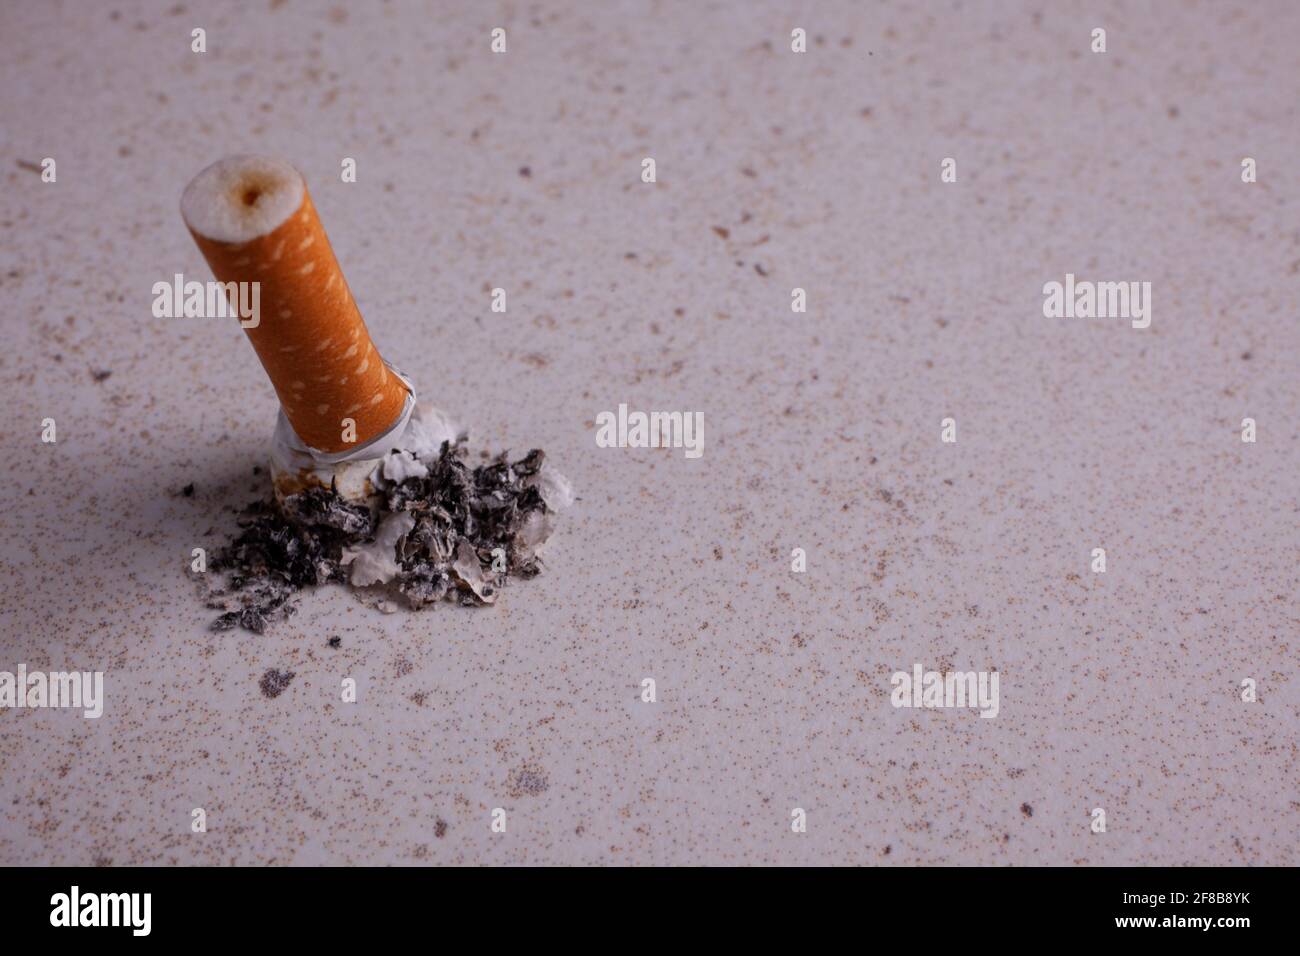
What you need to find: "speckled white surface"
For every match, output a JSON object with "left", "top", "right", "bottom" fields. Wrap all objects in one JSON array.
[{"left": 1, "top": 0, "right": 1297, "bottom": 866}]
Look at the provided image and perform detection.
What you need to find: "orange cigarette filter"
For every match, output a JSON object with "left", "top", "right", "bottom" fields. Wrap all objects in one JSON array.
[{"left": 181, "top": 155, "right": 410, "bottom": 454}]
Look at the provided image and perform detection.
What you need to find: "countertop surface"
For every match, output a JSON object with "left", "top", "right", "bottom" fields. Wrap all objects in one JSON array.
[{"left": 1, "top": 0, "right": 1297, "bottom": 865}]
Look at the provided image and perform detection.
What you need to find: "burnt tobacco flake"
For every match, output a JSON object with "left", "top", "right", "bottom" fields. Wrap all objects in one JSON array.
[
  {"left": 206, "top": 443, "right": 555, "bottom": 633},
  {"left": 259, "top": 669, "right": 295, "bottom": 698}
]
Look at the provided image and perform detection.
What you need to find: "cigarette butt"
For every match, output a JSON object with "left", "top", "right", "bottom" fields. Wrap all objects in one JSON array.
[{"left": 181, "top": 155, "right": 410, "bottom": 454}]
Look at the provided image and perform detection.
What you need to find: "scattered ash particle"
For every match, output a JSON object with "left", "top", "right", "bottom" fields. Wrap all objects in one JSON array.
[
  {"left": 434, "top": 818, "right": 448, "bottom": 838},
  {"left": 259, "top": 668, "right": 295, "bottom": 698},
  {"left": 91, "top": 368, "right": 112, "bottom": 382},
  {"left": 203, "top": 442, "right": 566, "bottom": 632},
  {"left": 506, "top": 763, "right": 549, "bottom": 798},
  {"left": 327, "top": 636, "right": 341, "bottom": 649},
  {"left": 1020, "top": 802, "right": 1033, "bottom": 818},
  {"left": 181, "top": 483, "right": 195, "bottom": 497},
  {"left": 518, "top": 165, "right": 531, "bottom": 178}
]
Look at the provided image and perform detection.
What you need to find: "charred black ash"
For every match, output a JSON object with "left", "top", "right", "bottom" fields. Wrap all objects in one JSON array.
[
  {"left": 388, "top": 445, "right": 549, "bottom": 608},
  {"left": 204, "top": 443, "right": 557, "bottom": 633}
]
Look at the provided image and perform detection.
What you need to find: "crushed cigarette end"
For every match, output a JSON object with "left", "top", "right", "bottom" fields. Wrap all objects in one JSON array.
[{"left": 201, "top": 440, "right": 569, "bottom": 633}]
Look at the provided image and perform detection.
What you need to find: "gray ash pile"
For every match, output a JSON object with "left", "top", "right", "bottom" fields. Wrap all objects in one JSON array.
[{"left": 202, "top": 442, "right": 571, "bottom": 633}]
